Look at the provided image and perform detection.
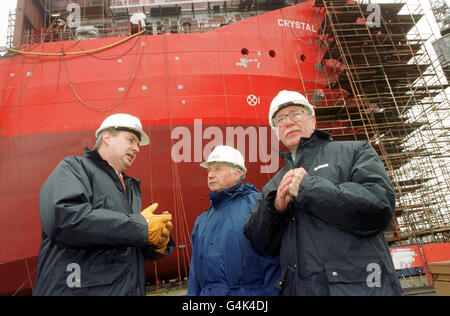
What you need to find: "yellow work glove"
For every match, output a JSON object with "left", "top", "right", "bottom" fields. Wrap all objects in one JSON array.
[{"left": 140, "top": 203, "right": 173, "bottom": 254}]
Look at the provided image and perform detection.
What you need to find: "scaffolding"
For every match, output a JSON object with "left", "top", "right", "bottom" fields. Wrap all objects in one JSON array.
[
  {"left": 314, "top": 0, "right": 450, "bottom": 244},
  {"left": 429, "top": 0, "right": 450, "bottom": 35},
  {"left": 6, "top": 10, "right": 15, "bottom": 49},
  {"left": 14, "top": 0, "right": 288, "bottom": 46}
]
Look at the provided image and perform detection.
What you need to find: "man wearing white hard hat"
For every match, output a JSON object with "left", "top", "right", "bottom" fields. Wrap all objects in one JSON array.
[
  {"left": 244, "top": 90, "right": 402, "bottom": 296},
  {"left": 188, "top": 145, "right": 280, "bottom": 296},
  {"left": 34, "top": 113, "right": 175, "bottom": 296}
]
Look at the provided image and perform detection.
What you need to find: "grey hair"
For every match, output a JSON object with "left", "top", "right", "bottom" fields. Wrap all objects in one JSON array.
[
  {"left": 93, "top": 127, "right": 119, "bottom": 151},
  {"left": 230, "top": 165, "right": 246, "bottom": 180}
]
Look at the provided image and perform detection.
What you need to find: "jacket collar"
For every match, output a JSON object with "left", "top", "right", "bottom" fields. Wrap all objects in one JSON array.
[
  {"left": 209, "top": 181, "right": 243, "bottom": 207},
  {"left": 84, "top": 146, "right": 103, "bottom": 162},
  {"left": 83, "top": 147, "right": 130, "bottom": 180},
  {"left": 278, "top": 129, "right": 332, "bottom": 165}
]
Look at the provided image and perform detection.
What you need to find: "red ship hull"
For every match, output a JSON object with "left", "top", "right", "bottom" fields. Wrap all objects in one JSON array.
[{"left": 0, "top": 1, "right": 340, "bottom": 295}]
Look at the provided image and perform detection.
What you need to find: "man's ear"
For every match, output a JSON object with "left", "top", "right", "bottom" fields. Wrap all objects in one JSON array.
[
  {"left": 102, "top": 131, "right": 112, "bottom": 146},
  {"left": 234, "top": 169, "right": 242, "bottom": 182}
]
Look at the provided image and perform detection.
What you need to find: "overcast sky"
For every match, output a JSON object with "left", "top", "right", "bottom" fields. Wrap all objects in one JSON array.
[{"left": 0, "top": 0, "right": 17, "bottom": 49}]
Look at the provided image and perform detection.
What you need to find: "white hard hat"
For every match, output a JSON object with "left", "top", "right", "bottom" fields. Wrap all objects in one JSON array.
[
  {"left": 96, "top": 113, "right": 149, "bottom": 146},
  {"left": 269, "top": 90, "right": 315, "bottom": 128},
  {"left": 200, "top": 145, "right": 247, "bottom": 174}
]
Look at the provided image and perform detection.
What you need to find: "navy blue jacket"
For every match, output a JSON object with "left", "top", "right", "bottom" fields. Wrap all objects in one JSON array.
[
  {"left": 244, "top": 130, "right": 403, "bottom": 296},
  {"left": 34, "top": 148, "right": 175, "bottom": 296},
  {"left": 188, "top": 182, "right": 280, "bottom": 296}
]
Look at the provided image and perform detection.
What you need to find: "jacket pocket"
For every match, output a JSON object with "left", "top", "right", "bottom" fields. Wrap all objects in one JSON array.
[
  {"left": 80, "top": 261, "right": 130, "bottom": 288},
  {"left": 325, "top": 258, "right": 387, "bottom": 296},
  {"left": 62, "top": 250, "right": 132, "bottom": 295}
]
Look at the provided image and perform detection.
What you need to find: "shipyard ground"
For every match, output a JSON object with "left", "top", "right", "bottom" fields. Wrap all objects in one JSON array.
[
  {"left": 147, "top": 288, "right": 437, "bottom": 296},
  {"left": 146, "top": 282, "right": 437, "bottom": 296}
]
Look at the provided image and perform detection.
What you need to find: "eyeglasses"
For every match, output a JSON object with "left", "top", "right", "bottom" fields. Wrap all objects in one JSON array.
[{"left": 272, "top": 109, "right": 309, "bottom": 127}]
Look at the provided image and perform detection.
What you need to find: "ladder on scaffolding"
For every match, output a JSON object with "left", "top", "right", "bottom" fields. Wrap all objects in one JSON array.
[{"left": 7, "top": 9, "right": 16, "bottom": 49}]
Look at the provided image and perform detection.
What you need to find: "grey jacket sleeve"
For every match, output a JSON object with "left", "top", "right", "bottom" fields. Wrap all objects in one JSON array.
[
  {"left": 39, "top": 159, "right": 148, "bottom": 248},
  {"left": 244, "top": 189, "right": 290, "bottom": 256},
  {"left": 297, "top": 142, "right": 396, "bottom": 236}
]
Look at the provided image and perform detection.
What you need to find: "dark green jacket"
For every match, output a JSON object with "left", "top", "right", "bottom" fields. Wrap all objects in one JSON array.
[
  {"left": 244, "top": 130, "right": 402, "bottom": 296},
  {"left": 33, "top": 148, "right": 174, "bottom": 296}
]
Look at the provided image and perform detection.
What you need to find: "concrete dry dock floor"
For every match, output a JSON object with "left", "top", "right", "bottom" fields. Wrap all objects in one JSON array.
[
  {"left": 147, "top": 289, "right": 188, "bottom": 296},
  {"left": 146, "top": 286, "right": 437, "bottom": 296},
  {"left": 146, "top": 280, "right": 189, "bottom": 296},
  {"left": 403, "top": 287, "right": 436, "bottom": 296}
]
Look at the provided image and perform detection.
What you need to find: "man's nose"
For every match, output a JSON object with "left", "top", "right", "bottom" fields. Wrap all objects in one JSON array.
[{"left": 284, "top": 115, "right": 295, "bottom": 126}]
